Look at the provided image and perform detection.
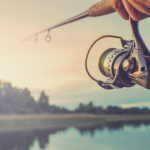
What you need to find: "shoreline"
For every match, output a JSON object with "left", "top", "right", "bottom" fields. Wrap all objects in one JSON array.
[{"left": 0, "top": 114, "right": 150, "bottom": 132}]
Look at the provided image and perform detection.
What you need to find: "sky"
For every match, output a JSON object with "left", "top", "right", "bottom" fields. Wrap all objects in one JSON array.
[{"left": 0, "top": 0, "right": 150, "bottom": 110}]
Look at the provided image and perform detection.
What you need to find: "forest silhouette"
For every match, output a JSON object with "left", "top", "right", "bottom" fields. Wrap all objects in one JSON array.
[{"left": 0, "top": 81, "right": 149, "bottom": 115}]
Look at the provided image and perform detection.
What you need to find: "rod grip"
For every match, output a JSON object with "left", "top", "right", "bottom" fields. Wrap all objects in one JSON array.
[{"left": 88, "top": 0, "right": 115, "bottom": 17}]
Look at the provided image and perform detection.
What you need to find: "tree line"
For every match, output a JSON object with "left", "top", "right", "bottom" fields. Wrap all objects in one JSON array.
[{"left": 0, "top": 81, "right": 149, "bottom": 115}]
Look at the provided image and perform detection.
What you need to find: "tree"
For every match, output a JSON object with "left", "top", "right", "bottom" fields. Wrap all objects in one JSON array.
[{"left": 38, "top": 91, "right": 50, "bottom": 113}]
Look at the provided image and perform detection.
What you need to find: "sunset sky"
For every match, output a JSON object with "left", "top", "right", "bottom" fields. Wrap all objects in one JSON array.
[{"left": 0, "top": 0, "right": 150, "bottom": 109}]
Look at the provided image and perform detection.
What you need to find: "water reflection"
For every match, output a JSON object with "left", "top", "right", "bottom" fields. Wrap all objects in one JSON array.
[
  {"left": 0, "top": 128, "right": 68, "bottom": 150},
  {"left": 76, "top": 120, "right": 150, "bottom": 136},
  {"left": 0, "top": 120, "right": 150, "bottom": 150}
]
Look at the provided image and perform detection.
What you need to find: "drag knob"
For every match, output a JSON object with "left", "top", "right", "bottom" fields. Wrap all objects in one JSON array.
[{"left": 122, "top": 58, "right": 136, "bottom": 73}]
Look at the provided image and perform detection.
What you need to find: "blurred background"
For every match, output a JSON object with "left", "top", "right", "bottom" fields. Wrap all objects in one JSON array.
[{"left": 0, "top": 0, "right": 150, "bottom": 150}]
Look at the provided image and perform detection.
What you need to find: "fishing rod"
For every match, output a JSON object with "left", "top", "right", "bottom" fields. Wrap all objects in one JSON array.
[
  {"left": 23, "top": 0, "right": 150, "bottom": 90},
  {"left": 21, "top": 0, "right": 115, "bottom": 42}
]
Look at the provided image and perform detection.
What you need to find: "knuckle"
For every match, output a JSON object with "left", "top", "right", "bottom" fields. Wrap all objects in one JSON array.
[{"left": 111, "top": 0, "right": 123, "bottom": 10}]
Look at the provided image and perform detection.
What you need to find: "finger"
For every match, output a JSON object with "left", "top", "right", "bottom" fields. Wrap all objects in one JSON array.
[
  {"left": 128, "top": 0, "right": 150, "bottom": 15},
  {"left": 136, "top": 0, "right": 150, "bottom": 8},
  {"left": 122, "top": 0, "right": 149, "bottom": 21},
  {"left": 111, "top": 0, "right": 129, "bottom": 20}
]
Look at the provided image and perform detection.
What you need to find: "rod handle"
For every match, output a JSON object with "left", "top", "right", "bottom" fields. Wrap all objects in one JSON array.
[{"left": 88, "top": 0, "right": 115, "bottom": 17}]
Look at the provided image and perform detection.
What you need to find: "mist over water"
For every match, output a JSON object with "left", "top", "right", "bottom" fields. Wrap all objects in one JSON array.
[{"left": 1, "top": 120, "right": 150, "bottom": 150}]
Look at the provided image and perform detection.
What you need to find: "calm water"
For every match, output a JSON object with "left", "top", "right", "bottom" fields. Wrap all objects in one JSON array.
[{"left": 0, "top": 121, "right": 150, "bottom": 150}]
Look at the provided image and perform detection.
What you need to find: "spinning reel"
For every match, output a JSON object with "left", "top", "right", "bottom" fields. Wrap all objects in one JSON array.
[{"left": 85, "top": 17, "right": 150, "bottom": 90}]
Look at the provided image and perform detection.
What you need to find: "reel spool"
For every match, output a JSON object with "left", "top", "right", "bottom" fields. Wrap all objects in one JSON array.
[
  {"left": 99, "top": 48, "right": 127, "bottom": 79},
  {"left": 85, "top": 18, "right": 150, "bottom": 90}
]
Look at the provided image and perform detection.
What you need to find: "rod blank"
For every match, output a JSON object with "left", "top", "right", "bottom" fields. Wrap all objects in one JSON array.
[{"left": 21, "top": 0, "right": 116, "bottom": 43}]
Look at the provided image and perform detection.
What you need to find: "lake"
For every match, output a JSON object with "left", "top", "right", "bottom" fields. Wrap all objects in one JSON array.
[{"left": 0, "top": 120, "right": 150, "bottom": 150}]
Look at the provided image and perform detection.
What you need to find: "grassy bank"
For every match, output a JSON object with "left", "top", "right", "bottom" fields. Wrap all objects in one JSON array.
[{"left": 0, "top": 114, "right": 150, "bottom": 132}]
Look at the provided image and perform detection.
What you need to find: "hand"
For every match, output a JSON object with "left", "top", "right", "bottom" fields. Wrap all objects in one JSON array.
[{"left": 111, "top": 0, "right": 150, "bottom": 21}]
